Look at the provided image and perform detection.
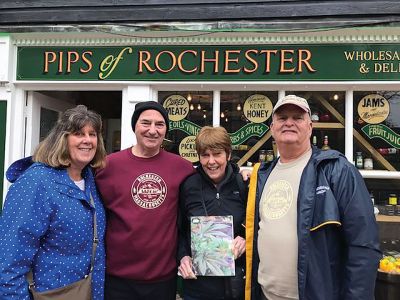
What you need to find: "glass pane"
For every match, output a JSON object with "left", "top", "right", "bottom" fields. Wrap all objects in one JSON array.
[
  {"left": 287, "top": 91, "right": 346, "bottom": 154},
  {"left": 353, "top": 91, "right": 400, "bottom": 171},
  {"left": 221, "top": 91, "right": 278, "bottom": 166},
  {"left": 40, "top": 107, "right": 59, "bottom": 141},
  {"left": 159, "top": 91, "right": 212, "bottom": 162}
]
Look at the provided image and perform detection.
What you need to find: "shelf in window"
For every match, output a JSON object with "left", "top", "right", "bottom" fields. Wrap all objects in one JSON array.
[
  {"left": 376, "top": 214, "right": 400, "bottom": 223},
  {"left": 312, "top": 122, "right": 344, "bottom": 129},
  {"left": 360, "top": 170, "right": 400, "bottom": 179}
]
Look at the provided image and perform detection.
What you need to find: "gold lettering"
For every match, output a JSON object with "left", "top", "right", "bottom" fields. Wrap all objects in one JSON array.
[
  {"left": 99, "top": 47, "right": 133, "bottom": 79},
  {"left": 155, "top": 51, "right": 176, "bottom": 73},
  {"left": 58, "top": 51, "right": 63, "bottom": 73},
  {"left": 224, "top": 50, "right": 241, "bottom": 73},
  {"left": 177, "top": 50, "right": 198, "bottom": 73},
  {"left": 80, "top": 51, "right": 93, "bottom": 73},
  {"left": 44, "top": 52, "right": 57, "bottom": 73},
  {"left": 260, "top": 50, "right": 277, "bottom": 73},
  {"left": 298, "top": 49, "right": 316, "bottom": 72},
  {"left": 66, "top": 51, "right": 79, "bottom": 73},
  {"left": 200, "top": 50, "right": 219, "bottom": 73},
  {"left": 138, "top": 51, "right": 155, "bottom": 73},
  {"left": 244, "top": 49, "right": 258, "bottom": 73},
  {"left": 279, "top": 50, "right": 295, "bottom": 73}
]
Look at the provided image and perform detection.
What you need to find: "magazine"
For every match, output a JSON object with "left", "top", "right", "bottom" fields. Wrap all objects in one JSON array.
[{"left": 190, "top": 215, "right": 235, "bottom": 276}]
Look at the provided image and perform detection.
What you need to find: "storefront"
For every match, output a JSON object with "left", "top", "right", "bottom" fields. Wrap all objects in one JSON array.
[{"left": 0, "top": 26, "right": 400, "bottom": 296}]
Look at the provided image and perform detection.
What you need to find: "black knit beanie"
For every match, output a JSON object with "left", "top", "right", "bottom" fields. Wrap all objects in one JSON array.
[{"left": 131, "top": 101, "right": 170, "bottom": 132}]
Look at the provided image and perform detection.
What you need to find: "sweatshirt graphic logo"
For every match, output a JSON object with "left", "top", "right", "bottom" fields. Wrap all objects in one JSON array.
[
  {"left": 262, "top": 179, "right": 293, "bottom": 220},
  {"left": 131, "top": 173, "right": 167, "bottom": 209}
]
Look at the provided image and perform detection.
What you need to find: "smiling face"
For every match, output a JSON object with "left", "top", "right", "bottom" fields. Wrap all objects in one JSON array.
[
  {"left": 134, "top": 109, "right": 167, "bottom": 157},
  {"left": 271, "top": 104, "right": 312, "bottom": 155},
  {"left": 199, "top": 148, "right": 231, "bottom": 184},
  {"left": 67, "top": 123, "right": 98, "bottom": 173}
]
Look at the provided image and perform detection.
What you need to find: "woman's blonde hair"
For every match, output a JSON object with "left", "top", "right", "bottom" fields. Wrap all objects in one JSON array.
[
  {"left": 33, "top": 105, "right": 106, "bottom": 169},
  {"left": 195, "top": 126, "right": 232, "bottom": 156}
]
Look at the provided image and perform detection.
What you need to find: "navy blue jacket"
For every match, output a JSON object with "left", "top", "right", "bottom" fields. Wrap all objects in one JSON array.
[{"left": 246, "top": 147, "right": 381, "bottom": 300}]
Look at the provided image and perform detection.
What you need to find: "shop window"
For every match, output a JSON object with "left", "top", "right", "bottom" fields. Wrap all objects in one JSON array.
[
  {"left": 288, "top": 91, "right": 346, "bottom": 155},
  {"left": 353, "top": 91, "right": 400, "bottom": 172},
  {"left": 158, "top": 91, "right": 212, "bottom": 162},
  {"left": 221, "top": 91, "right": 278, "bottom": 166}
]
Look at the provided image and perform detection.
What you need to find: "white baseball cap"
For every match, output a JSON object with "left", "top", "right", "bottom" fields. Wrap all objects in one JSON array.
[{"left": 272, "top": 95, "right": 311, "bottom": 116}]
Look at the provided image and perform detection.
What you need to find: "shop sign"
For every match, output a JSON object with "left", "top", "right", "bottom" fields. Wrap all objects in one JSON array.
[
  {"left": 243, "top": 94, "right": 273, "bottom": 123},
  {"left": 16, "top": 44, "right": 400, "bottom": 81},
  {"left": 170, "top": 119, "right": 201, "bottom": 136},
  {"left": 357, "top": 94, "right": 390, "bottom": 124},
  {"left": 179, "top": 135, "right": 198, "bottom": 162},
  {"left": 170, "top": 119, "right": 269, "bottom": 146},
  {"left": 163, "top": 95, "right": 189, "bottom": 121},
  {"left": 362, "top": 124, "right": 400, "bottom": 149},
  {"left": 229, "top": 123, "right": 269, "bottom": 146}
]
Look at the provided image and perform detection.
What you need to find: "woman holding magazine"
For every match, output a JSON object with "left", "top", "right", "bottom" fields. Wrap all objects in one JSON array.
[{"left": 178, "top": 126, "right": 247, "bottom": 300}]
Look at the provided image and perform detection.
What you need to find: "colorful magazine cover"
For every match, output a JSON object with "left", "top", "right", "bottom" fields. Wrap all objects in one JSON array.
[{"left": 190, "top": 215, "right": 235, "bottom": 276}]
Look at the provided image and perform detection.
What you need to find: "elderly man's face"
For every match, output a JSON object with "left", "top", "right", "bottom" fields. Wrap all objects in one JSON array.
[
  {"left": 134, "top": 109, "right": 167, "bottom": 154},
  {"left": 271, "top": 104, "right": 312, "bottom": 150}
]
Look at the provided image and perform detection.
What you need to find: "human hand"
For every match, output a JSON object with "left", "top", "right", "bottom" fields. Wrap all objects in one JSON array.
[
  {"left": 178, "top": 256, "right": 197, "bottom": 279},
  {"left": 232, "top": 236, "right": 246, "bottom": 259},
  {"left": 239, "top": 169, "right": 252, "bottom": 181}
]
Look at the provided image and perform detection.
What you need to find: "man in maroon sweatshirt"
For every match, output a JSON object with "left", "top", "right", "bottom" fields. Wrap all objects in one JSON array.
[{"left": 96, "top": 101, "right": 194, "bottom": 300}]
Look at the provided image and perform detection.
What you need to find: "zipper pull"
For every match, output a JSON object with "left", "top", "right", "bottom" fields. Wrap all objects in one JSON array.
[{"left": 216, "top": 192, "right": 220, "bottom": 199}]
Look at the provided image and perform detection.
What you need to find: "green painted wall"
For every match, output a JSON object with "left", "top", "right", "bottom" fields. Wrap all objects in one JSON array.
[{"left": 0, "top": 101, "right": 6, "bottom": 213}]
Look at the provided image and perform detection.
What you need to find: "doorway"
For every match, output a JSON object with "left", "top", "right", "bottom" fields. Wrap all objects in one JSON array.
[{"left": 27, "top": 90, "right": 122, "bottom": 155}]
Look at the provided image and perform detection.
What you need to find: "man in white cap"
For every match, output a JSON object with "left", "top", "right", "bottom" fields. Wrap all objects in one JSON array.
[{"left": 245, "top": 95, "right": 380, "bottom": 300}]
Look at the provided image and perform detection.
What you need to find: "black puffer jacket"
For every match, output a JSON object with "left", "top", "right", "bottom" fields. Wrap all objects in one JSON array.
[{"left": 178, "top": 162, "right": 247, "bottom": 300}]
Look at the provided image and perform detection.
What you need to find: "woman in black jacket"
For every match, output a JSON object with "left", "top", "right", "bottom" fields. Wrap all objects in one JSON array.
[{"left": 178, "top": 126, "right": 247, "bottom": 300}]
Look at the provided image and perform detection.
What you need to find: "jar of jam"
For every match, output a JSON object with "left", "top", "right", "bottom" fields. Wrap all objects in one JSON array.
[
  {"left": 259, "top": 150, "right": 266, "bottom": 162},
  {"left": 363, "top": 158, "right": 373, "bottom": 170},
  {"left": 388, "top": 194, "right": 398, "bottom": 205},
  {"left": 266, "top": 150, "right": 274, "bottom": 162}
]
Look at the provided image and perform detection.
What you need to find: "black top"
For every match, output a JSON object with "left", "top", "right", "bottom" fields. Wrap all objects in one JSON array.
[{"left": 178, "top": 162, "right": 247, "bottom": 299}]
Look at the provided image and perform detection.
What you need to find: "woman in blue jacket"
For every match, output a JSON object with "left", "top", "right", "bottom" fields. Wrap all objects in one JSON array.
[{"left": 0, "top": 105, "right": 107, "bottom": 300}]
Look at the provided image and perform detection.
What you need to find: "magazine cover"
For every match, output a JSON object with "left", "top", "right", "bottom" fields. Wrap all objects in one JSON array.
[{"left": 190, "top": 215, "right": 235, "bottom": 276}]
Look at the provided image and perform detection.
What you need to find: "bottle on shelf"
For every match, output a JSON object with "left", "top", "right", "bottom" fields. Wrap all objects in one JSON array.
[
  {"left": 369, "top": 191, "right": 375, "bottom": 205},
  {"left": 388, "top": 194, "right": 398, "bottom": 206},
  {"left": 363, "top": 157, "right": 373, "bottom": 170},
  {"left": 312, "top": 135, "right": 318, "bottom": 147},
  {"left": 355, "top": 152, "right": 363, "bottom": 169},
  {"left": 311, "top": 111, "right": 319, "bottom": 122},
  {"left": 377, "top": 148, "right": 399, "bottom": 155},
  {"left": 266, "top": 150, "right": 274, "bottom": 162},
  {"left": 321, "top": 135, "right": 331, "bottom": 150},
  {"left": 259, "top": 150, "right": 266, "bottom": 162}
]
